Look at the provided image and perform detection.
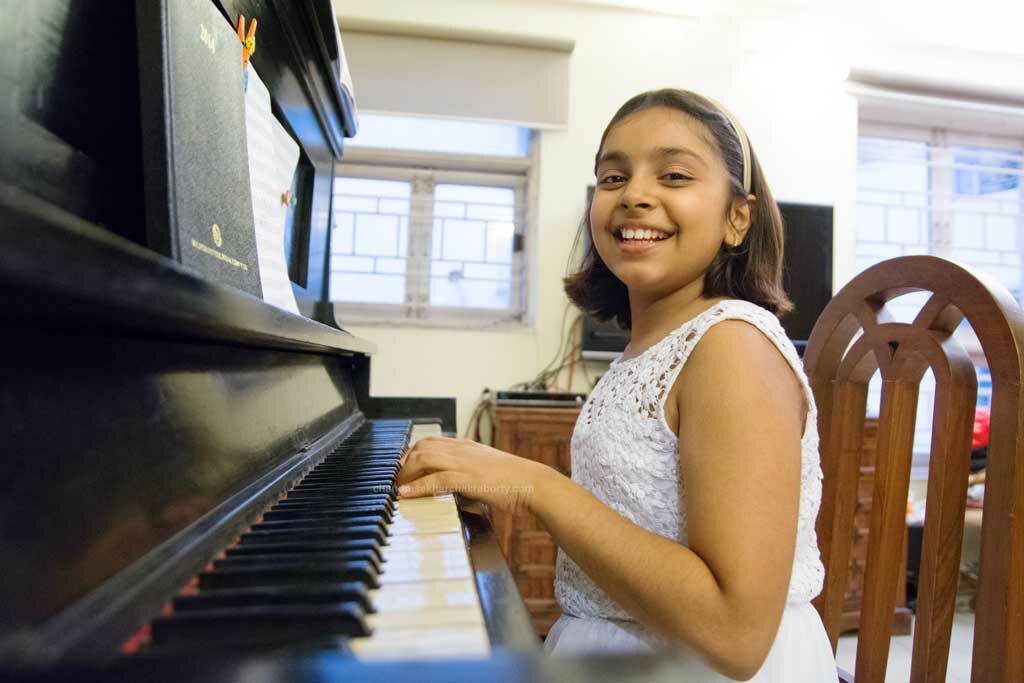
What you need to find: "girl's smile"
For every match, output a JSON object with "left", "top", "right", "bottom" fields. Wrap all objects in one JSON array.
[{"left": 614, "top": 222, "right": 675, "bottom": 253}]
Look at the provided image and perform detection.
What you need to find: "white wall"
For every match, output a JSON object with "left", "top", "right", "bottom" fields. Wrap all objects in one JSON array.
[{"left": 334, "top": 0, "right": 1024, "bottom": 436}]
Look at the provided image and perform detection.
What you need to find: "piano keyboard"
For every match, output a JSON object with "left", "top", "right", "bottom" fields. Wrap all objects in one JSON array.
[{"left": 142, "top": 420, "right": 489, "bottom": 659}]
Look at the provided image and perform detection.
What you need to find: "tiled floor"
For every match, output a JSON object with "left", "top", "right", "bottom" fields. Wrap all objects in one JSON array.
[{"left": 835, "top": 612, "right": 975, "bottom": 682}]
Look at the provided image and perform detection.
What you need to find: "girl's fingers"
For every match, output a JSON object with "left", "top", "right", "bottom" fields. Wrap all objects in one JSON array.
[
  {"left": 395, "top": 445, "right": 454, "bottom": 485},
  {"left": 397, "top": 471, "right": 463, "bottom": 499}
]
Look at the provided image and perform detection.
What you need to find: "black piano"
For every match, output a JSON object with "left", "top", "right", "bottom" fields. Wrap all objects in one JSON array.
[{"left": 1, "top": 2, "right": 718, "bottom": 680}]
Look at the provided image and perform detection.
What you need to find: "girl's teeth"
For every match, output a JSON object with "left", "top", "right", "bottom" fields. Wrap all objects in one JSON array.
[{"left": 619, "top": 229, "right": 670, "bottom": 241}]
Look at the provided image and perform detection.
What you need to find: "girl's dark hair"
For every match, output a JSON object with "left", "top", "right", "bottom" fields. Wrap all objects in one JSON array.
[{"left": 563, "top": 89, "right": 792, "bottom": 329}]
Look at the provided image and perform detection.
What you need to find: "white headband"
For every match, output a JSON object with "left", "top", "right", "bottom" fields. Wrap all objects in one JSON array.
[{"left": 704, "top": 97, "right": 752, "bottom": 194}]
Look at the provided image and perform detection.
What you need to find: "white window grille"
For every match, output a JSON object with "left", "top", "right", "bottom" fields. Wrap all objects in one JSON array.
[
  {"left": 856, "top": 123, "right": 1022, "bottom": 467},
  {"left": 329, "top": 115, "right": 533, "bottom": 327}
]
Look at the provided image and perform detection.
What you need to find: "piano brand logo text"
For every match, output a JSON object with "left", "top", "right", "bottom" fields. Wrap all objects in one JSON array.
[{"left": 200, "top": 23, "right": 216, "bottom": 54}]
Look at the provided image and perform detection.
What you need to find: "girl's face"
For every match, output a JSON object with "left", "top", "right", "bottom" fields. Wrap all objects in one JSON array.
[{"left": 590, "top": 106, "right": 749, "bottom": 303}]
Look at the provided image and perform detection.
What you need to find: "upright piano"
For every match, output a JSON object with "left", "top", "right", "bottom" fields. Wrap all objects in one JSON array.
[
  {"left": 0, "top": 2, "right": 717, "bottom": 680},
  {"left": 0, "top": 0, "right": 540, "bottom": 672}
]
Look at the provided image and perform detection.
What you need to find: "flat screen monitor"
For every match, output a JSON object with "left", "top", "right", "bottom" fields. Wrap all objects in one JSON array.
[{"left": 579, "top": 201, "right": 834, "bottom": 359}]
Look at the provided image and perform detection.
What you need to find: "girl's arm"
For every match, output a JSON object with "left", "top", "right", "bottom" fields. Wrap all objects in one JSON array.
[{"left": 397, "top": 321, "right": 804, "bottom": 681}]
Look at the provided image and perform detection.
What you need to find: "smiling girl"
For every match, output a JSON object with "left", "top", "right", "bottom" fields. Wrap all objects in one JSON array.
[{"left": 397, "top": 89, "right": 837, "bottom": 681}]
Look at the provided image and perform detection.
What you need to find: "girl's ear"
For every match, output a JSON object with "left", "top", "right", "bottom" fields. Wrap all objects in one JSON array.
[{"left": 725, "top": 194, "right": 756, "bottom": 247}]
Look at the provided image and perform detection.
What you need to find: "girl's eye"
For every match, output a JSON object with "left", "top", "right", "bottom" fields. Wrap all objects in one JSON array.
[
  {"left": 662, "top": 172, "right": 692, "bottom": 182},
  {"left": 599, "top": 174, "right": 627, "bottom": 185}
]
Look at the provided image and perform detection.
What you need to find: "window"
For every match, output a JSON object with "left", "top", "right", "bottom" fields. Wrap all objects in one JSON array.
[
  {"left": 857, "top": 130, "right": 1023, "bottom": 299},
  {"left": 330, "top": 115, "right": 533, "bottom": 326},
  {"left": 856, "top": 123, "right": 1023, "bottom": 464}
]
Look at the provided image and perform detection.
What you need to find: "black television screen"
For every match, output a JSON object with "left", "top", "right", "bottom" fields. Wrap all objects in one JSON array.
[
  {"left": 579, "top": 201, "right": 834, "bottom": 359},
  {"left": 778, "top": 202, "right": 834, "bottom": 354}
]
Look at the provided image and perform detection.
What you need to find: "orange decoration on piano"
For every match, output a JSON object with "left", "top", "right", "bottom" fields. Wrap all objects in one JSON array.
[{"left": 235, "top": 15, "right": 258, "bottom": 69}]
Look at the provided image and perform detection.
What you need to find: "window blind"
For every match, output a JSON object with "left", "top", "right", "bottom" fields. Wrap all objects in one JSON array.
[{"left": 338, "top": 17, "right": 574, "bottom": 129}]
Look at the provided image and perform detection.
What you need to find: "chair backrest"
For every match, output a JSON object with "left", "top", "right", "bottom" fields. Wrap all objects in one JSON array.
[{"left": 803, "top": 255, "right": 1024, "bottom": 683}]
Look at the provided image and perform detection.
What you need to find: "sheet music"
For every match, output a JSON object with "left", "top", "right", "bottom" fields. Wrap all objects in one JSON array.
[{"left": 244, "top": 66, "right": 301, "bottom": 315}]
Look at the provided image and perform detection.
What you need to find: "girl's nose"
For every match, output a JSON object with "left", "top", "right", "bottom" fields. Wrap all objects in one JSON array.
[
  {"left": 621, "top": 197, "right": 652, "bottom": 210},
  {"left": 620, "top": 180, "right": 657, "bottom": 211}
]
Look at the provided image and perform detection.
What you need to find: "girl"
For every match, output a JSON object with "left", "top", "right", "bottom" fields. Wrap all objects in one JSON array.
[{"left": 397, "top": 89, "right": 837, "bottom": 682}]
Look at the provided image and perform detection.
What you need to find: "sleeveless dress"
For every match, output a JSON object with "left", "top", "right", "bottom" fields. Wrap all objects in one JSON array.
[{"left": 544, "top": 299, "right": 837, "bottom": 682}]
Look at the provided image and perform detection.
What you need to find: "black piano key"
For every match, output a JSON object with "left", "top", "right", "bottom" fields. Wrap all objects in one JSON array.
[
  {"left": 262, "top": 506, "right": 389, "bottom": 522},
  {"left": 273, "top": 497, "right": 396, "bottom": 516},
  {"left": 215, "top": 550, "right": 382, "bottom": 573},
  {"left": 284, "top": 488, "right": 396, "bottom": 502},
  {"left": 280, "top": 491, "right": 395, "bottom": 505},
  {"left": 198, "top": 559, "right": 379, "bottom": 590},
  {"left": 240, "top": 526, "right": 386, "bottom": 547},
  {"left": 308, "top": 463, "right": 398, "bottom": 472},
  {"left": 213, "top": 553, "right": 382, "bottom": 577},
  {"left": 295, "top": 475, "right": 395, "bottom": 487},
  {"left": 252, "top": 516, "right": 389, "bottom": 537},
  {"left": 312, "top": 462, "right": 399, "bottom": 473},
  {"left": 291, "top": 478, "right": 396, "bottom": 489},
  {"left": 295, "top": 479, "right": 394, "bottom": 490},
  {"left": 173, "top": 583, "right": 372, "bottom": 613},
  {"left": 309, "top": 461, "right": 399, "bottom": 471},
  {"left": 246, "top": 522, "right": 386, "bottom": 546},
  {"left": 315, "top": 458, "right": 398, "bottom": 469},
  {"left": 334, "top": 435, "right": 405, "bottom": 444},
  {"left": 300, "top": 473, "right": 396, "bottom": 483},
  {"left": 300, "top": 469, "right": 398, "bottom": 482},
  {"left": 303, "top": 473, "right": 395, "bottom": 484},
  {"left": 290, "top": 482, "right": 395, "bottom": 494},
  {"left": 289, "top": 486, "right": 395, "bottom": 500},
  {"left": 269, "top": 501, "right": 393, "bottom": 522},
  {"left": 324, "top": 450, "right": 403, "bottom": 459},
  {"left": 226, "top": 539, "right": 383, "bottom": 563},
  {"left": 151, "top": 604, "right": 370, "bottom": 647}
]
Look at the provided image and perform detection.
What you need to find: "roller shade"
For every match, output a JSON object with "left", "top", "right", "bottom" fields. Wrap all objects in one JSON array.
[{"left": 339, "top": 18, "right": 573, "bottom": 129}]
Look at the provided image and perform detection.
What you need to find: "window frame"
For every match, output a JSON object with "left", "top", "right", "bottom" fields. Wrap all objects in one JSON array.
[{"left": 330, "top": 138, "right": 536, "bottom": 328}]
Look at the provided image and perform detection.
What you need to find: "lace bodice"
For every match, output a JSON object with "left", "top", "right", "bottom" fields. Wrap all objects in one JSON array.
[{"left": 555, "top": 299, "right": 825, "bottom": 620}]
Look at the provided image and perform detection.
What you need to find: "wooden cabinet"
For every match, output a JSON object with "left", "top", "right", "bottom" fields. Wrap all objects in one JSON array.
[
  {"left": 492, "top": 406, "right": 578, "bottom": 638},
  {"left": 840, "top": 417, "right": 913, "bottom": 635}
]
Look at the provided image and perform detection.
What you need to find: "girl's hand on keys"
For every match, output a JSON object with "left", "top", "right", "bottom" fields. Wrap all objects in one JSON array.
[{"left": 396, "top": 436, "right": 552, "bottom": 514}]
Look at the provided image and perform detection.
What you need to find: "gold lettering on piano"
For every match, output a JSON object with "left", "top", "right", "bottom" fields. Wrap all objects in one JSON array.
[
  {"left": 190, "top": 238, "right": 249, "bottom": 271},
  {"left": 200, "top": 23, "right": 216, "bottom": 53},
  {"left": 211, "top": 223, "right": 223, "bottom": 247}
]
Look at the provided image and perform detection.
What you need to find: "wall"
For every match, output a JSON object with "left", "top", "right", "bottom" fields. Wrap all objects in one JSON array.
[{"left": 334, "top": 0, "right": 1024, "bottom": 436}]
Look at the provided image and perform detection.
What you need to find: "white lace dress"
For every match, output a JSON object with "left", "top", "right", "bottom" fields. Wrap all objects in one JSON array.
[{"left": 544, "top": 299, "right": 837, "bottom": 682}]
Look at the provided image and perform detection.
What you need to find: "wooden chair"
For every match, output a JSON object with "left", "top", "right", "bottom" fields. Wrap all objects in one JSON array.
[{"left": 803, "top": 255, "right": 1024, "bottom": 683}]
